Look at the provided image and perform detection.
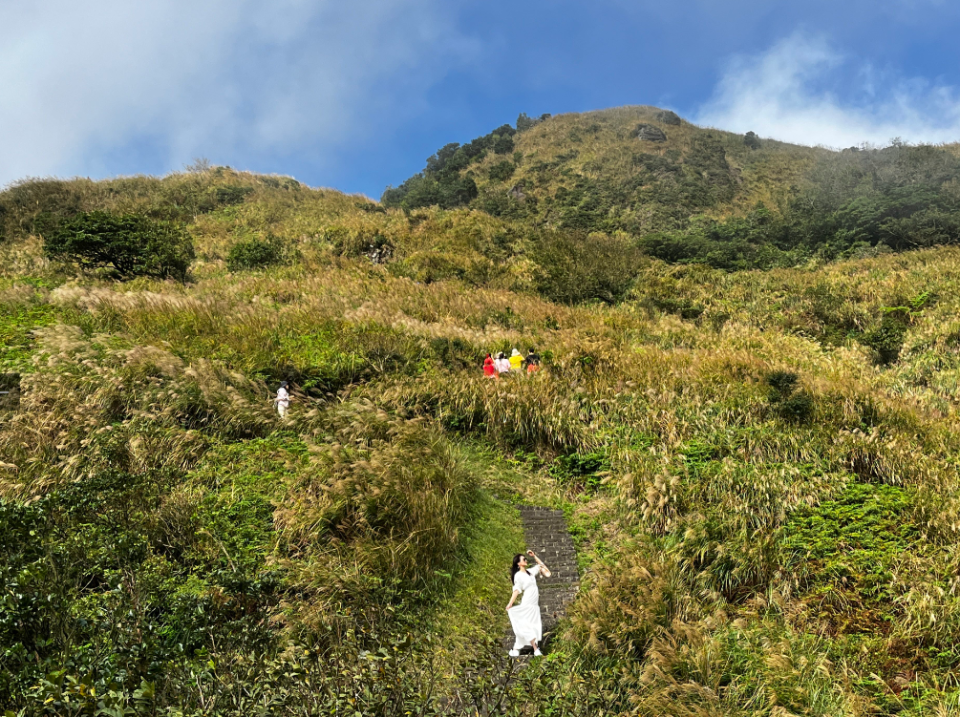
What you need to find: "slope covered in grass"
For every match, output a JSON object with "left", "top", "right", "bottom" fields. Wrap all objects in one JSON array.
[
  {"left": 6, "top": 155, "right": 960, "bottom": 715},
  {"left": 386, "top": 105, "right": 960, "bottom": 271}
]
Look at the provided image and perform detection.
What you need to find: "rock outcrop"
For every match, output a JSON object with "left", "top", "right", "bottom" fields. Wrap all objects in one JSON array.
[
  {"left": 636, "top": 123, "right": 667, "bottom": 142},
  {"left": 656, "top": 109, "right": 682, "bottom": 126}
]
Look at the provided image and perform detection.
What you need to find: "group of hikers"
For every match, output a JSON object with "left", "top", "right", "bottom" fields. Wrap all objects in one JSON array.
[
  {"left": 272, "top": 347, "right": 543, "bottom": 418},
  {"left": 483, "top": 348, "right": 541, "bottom": 378}
]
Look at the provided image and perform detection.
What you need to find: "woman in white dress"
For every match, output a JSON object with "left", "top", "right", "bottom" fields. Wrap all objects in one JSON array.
[
  {"left": 273, "top": 381, "right": 290, "bottom": 418},
  {"left": 505, "top": 550, "right": 551, "bottom": 657}
]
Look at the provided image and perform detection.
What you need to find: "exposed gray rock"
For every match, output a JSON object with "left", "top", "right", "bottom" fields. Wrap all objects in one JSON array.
[
  {"left": 656, "top": 110, "right": 682, "bottom": 126},
  {"left": 508, "top": 184, "right": 526, "bottom": 201},
  {"left": 636, "top": 123, "right": 667, "bottom": 142}
]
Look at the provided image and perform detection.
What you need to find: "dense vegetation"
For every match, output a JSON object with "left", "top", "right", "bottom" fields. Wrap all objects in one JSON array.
[
  {"left": 6, "top": 111, "right": 960, "bottom": 715},
  {"left": 42, "top": 211, "right": 195, "bottom": 280},
  {"left": 385, "top": 106, "right": 960, "bottom": 270}
]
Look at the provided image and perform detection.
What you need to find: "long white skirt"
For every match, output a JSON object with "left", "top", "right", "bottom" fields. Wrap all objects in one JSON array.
[{"left": 508, "top": 598, "right": 542, "bottom": 649}]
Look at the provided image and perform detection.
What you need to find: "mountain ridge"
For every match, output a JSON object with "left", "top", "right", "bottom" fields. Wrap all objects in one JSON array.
[{"left": 383, "top": 105, "right": 960, "bottom": 271}]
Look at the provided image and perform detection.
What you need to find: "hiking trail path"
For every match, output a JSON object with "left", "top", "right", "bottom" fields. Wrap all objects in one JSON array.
[{"left": 502, "top": 506, "right": 580, "bottom": 657}]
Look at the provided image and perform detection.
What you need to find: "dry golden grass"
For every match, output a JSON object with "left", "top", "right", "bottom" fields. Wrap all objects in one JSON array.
[{"left": 8, "top": 170, "right": 960, "bottom": 713}]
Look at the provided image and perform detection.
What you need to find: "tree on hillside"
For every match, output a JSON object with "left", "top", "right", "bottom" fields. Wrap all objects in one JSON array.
[
  {"left": 382, "top": 125, "right": 515, "bottom": 210},
  {"left": 42, "top": 211, "right": 195, "bottom": 280}
]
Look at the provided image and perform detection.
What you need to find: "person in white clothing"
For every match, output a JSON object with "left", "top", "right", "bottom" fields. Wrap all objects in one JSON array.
[
  {"left": 274, "top": 381, "right": 291, "bottom": 418},
  {"left": 505, "top": 550, "right": 551, "bottom": 657},
  {"left": 495, "top": 351, "right": 511, "bottom": 374}
]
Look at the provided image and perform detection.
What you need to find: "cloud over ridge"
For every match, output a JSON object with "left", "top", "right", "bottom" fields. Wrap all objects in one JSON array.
[{"left": 695, "top": 32, "right": 960, "bottom": 149}]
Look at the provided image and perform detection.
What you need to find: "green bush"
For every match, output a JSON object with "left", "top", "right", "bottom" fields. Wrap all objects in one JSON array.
[
  {"left": 860, "top": 309, "right": 910, "bottom": 365},
  {"left": 765, "top": 370, "right": 799, "bottom": 399},
  {"left": 488, "top": 160, "right": 516, "bottom": 182},
  {"left": 516, "top": 112, "right": 539, "bottom": 132},
  {"left": 381, "top": 124, "right": 515, "bottom": 210},
  {"left": 43, "top": 210, "right": 194, "bottom": 280},
  {"left": 0, "top": 179, "right": 89, "bottom": 242},
  {"left": 765, "top": 370, "right": 813, "bottom": 423},
  {"left": 226, "top": 234, "right": 286, "bottom": 271},
  {"left": 781, "top": 482, "right": 918, "bottom": 608},
  {"left": 532, "top": 231, "right": 643, "bottom": 304},
  {"left": 214, "top": 185, "right": 254, "bottom": 206},
  {"left": 550, "top": 449, "right": 610, "bottom": 491},
  {"left": 382, "top": 173, "right": 478, "bottom": 210}
]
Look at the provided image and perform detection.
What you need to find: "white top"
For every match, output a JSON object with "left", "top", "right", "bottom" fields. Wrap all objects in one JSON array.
[
  {"left": 276, "top": 387, "right": 290, "bottom": 408},
  {"left": 495, "top": 358, "right": 511, "bottom": 373},
  {"left": 513, "top": 564, "right": 541, "bottom": 604}
]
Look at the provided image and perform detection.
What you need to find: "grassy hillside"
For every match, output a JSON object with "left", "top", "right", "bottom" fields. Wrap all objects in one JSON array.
[
  {"left": 385, "top": 106, "right": 960, "bottom": 271},
  {"left": 5, "top": 144, "right": 960, "bottom": 715}
]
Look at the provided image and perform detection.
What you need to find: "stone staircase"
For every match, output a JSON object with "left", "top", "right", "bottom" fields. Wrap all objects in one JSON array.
[{"left": 503, "top": 506, "right": 580, "bottom": 656}]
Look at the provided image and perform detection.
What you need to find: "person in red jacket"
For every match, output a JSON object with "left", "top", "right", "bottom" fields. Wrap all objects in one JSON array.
[{"left": 483, "top": 353, "right": 498, "bottom": 378}]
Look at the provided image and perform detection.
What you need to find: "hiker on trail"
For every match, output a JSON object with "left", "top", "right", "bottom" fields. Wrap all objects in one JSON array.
[
  {"left": 509, "top": 348, "right": 523, "bottom": 373},
  {"left": 483, "top": 353, "right": 498, "bottom": 378},
  {"left": 505, "top": 550, "right": 551, "bottom": 657},
  {"left": 495, "top": 351, "right": 511, "bottom": 375},
  {"left": 525, "top": 348, "right": 541, "bottom": 374},
  {"left": 274, "top": 381, "right": 290, "bottom": 418}
]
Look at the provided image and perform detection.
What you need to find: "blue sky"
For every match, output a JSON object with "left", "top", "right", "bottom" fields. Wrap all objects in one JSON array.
[{"left": 5, "top": 0, "right": 960, "bottom": 198}]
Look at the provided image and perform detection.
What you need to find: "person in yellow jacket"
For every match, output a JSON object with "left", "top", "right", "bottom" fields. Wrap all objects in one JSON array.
[{"left": 509, "top": 348, "right": 523, "bottom": 372}]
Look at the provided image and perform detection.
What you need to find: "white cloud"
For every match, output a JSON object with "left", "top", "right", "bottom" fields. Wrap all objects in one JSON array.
[
  {"left": 0, "top": 0, "right": 473, "bottom": 186},
  {"left": 694, "top": 32, "right": 960, "bottom": 148}
]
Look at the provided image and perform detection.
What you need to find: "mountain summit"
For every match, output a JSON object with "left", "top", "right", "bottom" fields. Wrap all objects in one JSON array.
[{"left": 384, "top": 106, "right": 960, "bottom": 270}]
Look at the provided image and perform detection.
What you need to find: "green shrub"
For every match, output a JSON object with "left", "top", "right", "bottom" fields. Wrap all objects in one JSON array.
[
  {"left": 777, "top": 392, "right": 814, "bottom": 423},
  {"left": 532, "top": 231, "right": 643, "bottom": 304},
  {"left": 765, "top": 370, "right": 813, "bottom": 423},
  {"left": 782, "top": 482, "right": 918, "bottom": 609},
  {"left": 859, "top": 308, "right": 910, "bottom": 365},
  {"left": 0, "top": 179, "right": 84, "bottom": 242},
  {"left": 382, "top": 173, "right": 478, "bottom": 210},
  {"left": 550, "top": 449, "right": 610, "bottom": 491},
  {"left": 488, "top": 160, "right": 516, "bottom": 182},
  {"left": 226, "top": 234, "right": 286, "bottom": 271},
  {"left": 214, "top": 185, "right": 254, "bottom": 206},
  {"left": 42, "top": 210, "right": 194, "bottom": 280},
  {"left": 765, "top": 370, "right": 799, "bottom": 399},
  {"left": 516, "top": 112, "right": 539, "bottom": 132}
]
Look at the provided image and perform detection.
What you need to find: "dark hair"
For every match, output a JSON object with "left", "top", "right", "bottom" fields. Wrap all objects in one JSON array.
[
  {"left": 528, "top": 348, "right": 536, "bottom": 353},
  {"left": 510, "top": 553, "right": 525, "bottom": 584},
  {"left": 280, "top": 381, "right": 289, "bottom": 388}
]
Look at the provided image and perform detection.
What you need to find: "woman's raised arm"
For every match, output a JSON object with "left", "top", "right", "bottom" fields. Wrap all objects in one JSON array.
[{"left": 526, "top": 550, "right": 551, "bottom": 578}]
